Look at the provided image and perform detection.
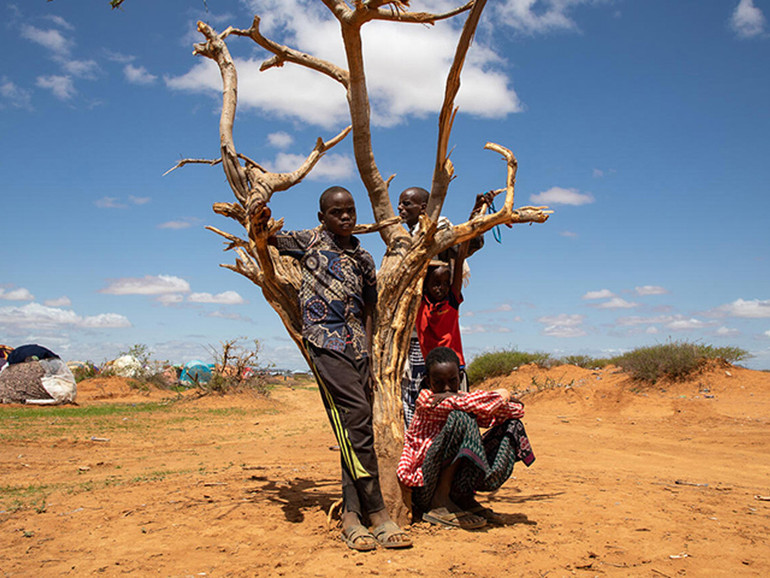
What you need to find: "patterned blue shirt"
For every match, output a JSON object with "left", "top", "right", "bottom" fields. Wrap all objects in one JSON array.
[{"left": 275, "top": 228, "right": 377, "bottom": 359}]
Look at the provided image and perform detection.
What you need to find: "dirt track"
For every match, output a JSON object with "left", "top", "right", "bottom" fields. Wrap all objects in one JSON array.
[{"left": 1, "top": 364, "right": 769, "bottom": 577}]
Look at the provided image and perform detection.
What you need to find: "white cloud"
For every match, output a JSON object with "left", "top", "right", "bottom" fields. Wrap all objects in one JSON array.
[
  {"left": 530, "top": 187, "right": 595, "bottom": 206},
  {"left": 95, "top": 195, "right": 149, "bottom": 209},
  {"left": 46, "top": 15, "right": 75, "bottom": 31},
  {"left": 44, "top": 296, "right": 72, "bottom": 307},
  {"left": 62, "top": 59, "right": 99, "bottom": 79},
  {"left": 635, "top": 285, "right": 667, "bottom": 296},
  {"left": 560, "top": 230, "right": 578, "bottom": 238},
  {"left": 80, "top": 313, "right": 132, "bottom": 328},
  {"left": 205, "top": 310, "right": 252, "bottom": 321},
  {"left": 617, "top": 314, "right": 713, "bottom": 329},
  {"left": 715, "top": 298, "right": 770, "bottom": 318},
  {"left": 268, "top": 152, "right": 355, "bottom": 180},
  {"left": 124, "top": 64, "right": 158, "bottom": 85},
  {"left": 188, "top": 291, "right": 245, "bottom": 305},
  {"left": 101, "top": 275, "right": 191, "bottom": 296},
  {"left": 1, "top": 77, "right": 33, "bottom": 110},
  {"left": 21, "top": 24, "right": 72, "bottom": 54},
  {"left": 495, "top": 0, "right": 596, "bottom": 35},
  {"left": 716, "top": 326, "right": 739, "bottom": 337},
  {"left": 592, "top": 168, "right": 604, "bottom": 178},
  {"left": 167, "top": 58, "right": 350, "bottom": 129},
  {"left": 158, "top": 218, "right": 201, "bottom": 230},
  {"left": 0, "top": 287, "right": 35, "bottom": 301},
  {"left": 168, "top": 2, "right": 521, "bottom": 128},
  {"left": 460, "top": 323, "right": 512, "bottom": 335},
  {"left": 0, "top": 303, "right": 130, "bottom": 330},
  {"left": 583, "top": 289, "right": 614, "bottom": 300},
  {"left": 537, "top": 313, "right": 586, "bottom": 337},
  {"left": 730, "top": 0, "right": 767, "bottom": 38},
  {"left": 595, "top": 297, "right": 638, "bottom": 310},
  {"left": 645, "top": 326, "right": 659, "bottom": 335},
  {"left": 157, "top": 294, "right": 185, "bottom": 306},
  {"left": 94, "top": 196, "right": 126, "bottom": 209},
  {"left": 666, "top": 317, "right": 711, "bottom": 331},
  {"left": 104, "top": 50, "right": 135, "bottom": 64},
  {"left": 36, "top": 75, "right": 75, "bottom": 100},
  {"left": 268, "top": 131, "right": 294, "bottom": 149}
]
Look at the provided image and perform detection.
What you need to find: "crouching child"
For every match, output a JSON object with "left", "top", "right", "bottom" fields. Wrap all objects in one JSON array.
[{"left": 397, "top": 346, "right": 535, "bottom": 529}]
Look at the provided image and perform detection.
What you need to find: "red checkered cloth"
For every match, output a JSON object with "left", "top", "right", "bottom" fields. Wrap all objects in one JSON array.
[{"left": 397, "top": 389, "right": 525, "bottom": 487}]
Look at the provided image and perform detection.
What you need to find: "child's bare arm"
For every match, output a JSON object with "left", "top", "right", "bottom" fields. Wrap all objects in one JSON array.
[{"left": 451, "top": 240, "right": 469, "bottom": 299}]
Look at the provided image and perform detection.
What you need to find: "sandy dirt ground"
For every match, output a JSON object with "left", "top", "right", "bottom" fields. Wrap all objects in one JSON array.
[{"left": 1, "top": 364, "right": 769, "bottom": 577}]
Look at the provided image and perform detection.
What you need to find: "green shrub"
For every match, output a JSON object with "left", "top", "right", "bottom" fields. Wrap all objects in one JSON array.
[
  {"left": 466, "top": 349, "right": 553, "bottom": 385},
  {"left": 71, "top": 362, "right": 98, "bottom": 382},
  {"left": 204, "top": 338, "right": 269, "bottom": 395},
  {"left": 613, "top": 340, "right": 750, "bottom": 383},
  {"left": 558, "top": 354, "right": 605, "bottom": 369}
]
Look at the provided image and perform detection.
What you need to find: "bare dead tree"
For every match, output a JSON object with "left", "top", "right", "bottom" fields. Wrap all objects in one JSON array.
[{"left": 172, "top": 0, "right": 551, "bottom": 517}]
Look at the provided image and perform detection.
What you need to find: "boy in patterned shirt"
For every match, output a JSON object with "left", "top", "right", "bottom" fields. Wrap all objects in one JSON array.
[{"left": 261, "top": 186, "right": 411, "bottom": 551}]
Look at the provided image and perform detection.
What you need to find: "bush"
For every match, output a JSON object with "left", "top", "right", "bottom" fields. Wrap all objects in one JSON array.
[
  {"left": 205, "top": 338, "right": 269, "bottom": 395},
  {"left": 558, "top": 355, "right": 612, "bottom": 369},
  {"left": 71, "top": 362, "right": 98, "bottom": 382},
  {"left": 613, "top": 340, "right": 750, "bottom": 383},
  {"left": 466, "top": 349, "right": 553, "bottom": 385}
]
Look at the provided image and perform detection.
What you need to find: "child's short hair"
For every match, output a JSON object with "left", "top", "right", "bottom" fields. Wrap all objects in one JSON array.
[
  {"left": 424, "top": 346, "right": 460, "bottom": 375},
  {"left": 319, "top": 185, "right": 351, "bottom": 211}
]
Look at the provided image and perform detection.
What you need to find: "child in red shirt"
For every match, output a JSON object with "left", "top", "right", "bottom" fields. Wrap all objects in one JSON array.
[{"left": 416, "top": 243, "right": 468, "bottom": 384}]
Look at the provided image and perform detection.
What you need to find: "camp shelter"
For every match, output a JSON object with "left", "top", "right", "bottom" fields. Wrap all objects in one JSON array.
[
  {"left": 103, "top": 355, "right": 143, "bottom": 378},
  {"left": 0, "top": 345, "right": 76, "bottom": 404},
  {"left": 7, "top": 343, "right": 59, "bottom": 365},
  {"left": 179, "top": 360, "right": 214, "bottom": 386}
]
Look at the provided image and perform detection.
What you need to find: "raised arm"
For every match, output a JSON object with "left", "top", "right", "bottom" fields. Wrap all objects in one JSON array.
[{"left": 451, "top": 239, "right": 469, "bottom": 300}]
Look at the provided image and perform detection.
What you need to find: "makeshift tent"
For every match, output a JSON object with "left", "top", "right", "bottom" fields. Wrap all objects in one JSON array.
[
  {"left": 7, "top": 343, "right": 59, "bottom": 365},
  {"left": 0, "top": 345, "right": 76, "bottom": 404},
  {"left": 103, "top": 355, "right": 143, "bottom": 378},
  {"left": 179, "top": 360, "right": 214, "bottom": 385}
]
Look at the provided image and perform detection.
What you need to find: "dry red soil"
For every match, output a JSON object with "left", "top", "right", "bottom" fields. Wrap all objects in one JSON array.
[{"left": 1, "top": 364, "right": 769, "bottom": 577}]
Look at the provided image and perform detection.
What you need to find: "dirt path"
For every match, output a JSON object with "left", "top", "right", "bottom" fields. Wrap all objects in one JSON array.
[{"left": 1, "top": 366, "right": 769, "bottom": 577}]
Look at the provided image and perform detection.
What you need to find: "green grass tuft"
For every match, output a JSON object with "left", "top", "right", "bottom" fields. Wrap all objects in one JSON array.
[
  {"left": 466, "top": 349, "right": 554, "bottom": 385},
  {"left": 610, "top": 340, "right": 750, "bottom": 383}
]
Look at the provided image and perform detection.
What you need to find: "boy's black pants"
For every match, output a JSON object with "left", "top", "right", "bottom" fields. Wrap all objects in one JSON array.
[{"left": 306, "top": 341, "right": 385, "bottom": 519}]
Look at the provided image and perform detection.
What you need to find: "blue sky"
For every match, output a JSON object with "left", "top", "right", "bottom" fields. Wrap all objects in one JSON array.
[{"left": 1, "top": 0, "right": 769, "bottom": 371}]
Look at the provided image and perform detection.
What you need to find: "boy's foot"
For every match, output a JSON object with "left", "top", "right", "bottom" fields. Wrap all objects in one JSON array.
[
  {"left": 422, "top": 506, "right": 486, "bottom": 529},
  {"left": 371, "top": 520, "right": 413, "bottom": 549},
  {"left": 340, "top": 524, "right": 377, "bottom": 552}
]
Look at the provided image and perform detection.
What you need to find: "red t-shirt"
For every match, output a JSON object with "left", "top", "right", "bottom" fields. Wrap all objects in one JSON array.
[{"left": 416, "top": 290, "right": 464, "bottom": 366}]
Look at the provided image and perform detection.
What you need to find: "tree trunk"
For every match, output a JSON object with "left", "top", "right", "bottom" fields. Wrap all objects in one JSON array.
[{"left": 177, "top": 2, "right": 552, "bottom": 524}]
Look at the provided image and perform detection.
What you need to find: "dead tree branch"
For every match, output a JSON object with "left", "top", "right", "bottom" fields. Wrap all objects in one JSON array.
[
  {"left": 362, "top": 1, "right": 474, "bottom": 24},
  {"left": 226, "top": 16, "right": 349, "bottom": 86},
  {"left": 428, "top": 0, "right": 486, "bottom": 223}
]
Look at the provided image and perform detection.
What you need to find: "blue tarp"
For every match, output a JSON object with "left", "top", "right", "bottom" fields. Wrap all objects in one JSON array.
[{"left": 179, "top": 360, "right": 214, "bottom": 385}]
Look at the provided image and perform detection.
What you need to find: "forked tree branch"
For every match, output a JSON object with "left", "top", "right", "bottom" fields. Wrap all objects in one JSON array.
[
  {"left": 362, "top": 1, "right": 473, "bottom": 24},
  {"left": 226, "top": 16, "right": 349, "bottom": 87},
  {"left": 433, "top": 142, "right": 552, "bottom": 254},
  {"left": 427, "top": 0, "right": 486, "bottom": 223}
]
